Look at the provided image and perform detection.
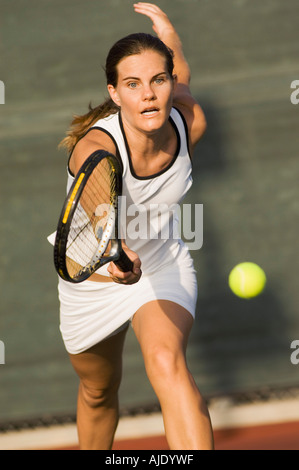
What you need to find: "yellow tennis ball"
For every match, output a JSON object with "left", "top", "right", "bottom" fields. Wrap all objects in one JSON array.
[{"left": 229, "top": 262, "right": 266, "bottom": 299}]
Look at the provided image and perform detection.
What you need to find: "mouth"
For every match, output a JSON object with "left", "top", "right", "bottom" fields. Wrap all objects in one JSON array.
[{"left": 141, "top": 107, "right": 160, "bottom": 116}]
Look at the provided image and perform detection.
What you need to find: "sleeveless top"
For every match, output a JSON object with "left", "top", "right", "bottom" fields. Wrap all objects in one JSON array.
[{"left": 66, "top": 107, "right": 193, "bottom": 276}]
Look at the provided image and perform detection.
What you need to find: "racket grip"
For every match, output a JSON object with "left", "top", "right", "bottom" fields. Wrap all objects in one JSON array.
[{"left": 115, "top": 250, "right": 134, "bottom": 273}]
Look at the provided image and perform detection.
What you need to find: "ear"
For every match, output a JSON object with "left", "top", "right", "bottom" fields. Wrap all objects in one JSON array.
[
  {"left": 172, "top": 74, "right": 178, "bottom": 89},
  {"left": 107, "top": 84, "right": 121, "bottom": 107}
]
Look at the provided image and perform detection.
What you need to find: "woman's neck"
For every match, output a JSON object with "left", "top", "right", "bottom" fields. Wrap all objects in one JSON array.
[{"left": 121, "top": 115, "right": 174, "bottom": 161}]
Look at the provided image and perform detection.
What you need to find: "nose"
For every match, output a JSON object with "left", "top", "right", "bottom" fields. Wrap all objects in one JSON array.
[{"left": 142, "top": 83, "right": 156, "bottom": 101}]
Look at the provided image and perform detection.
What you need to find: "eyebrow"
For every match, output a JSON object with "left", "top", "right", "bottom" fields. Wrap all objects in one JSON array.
[{"left": 122, "top": 72, "right": 168, "bottom": 82}]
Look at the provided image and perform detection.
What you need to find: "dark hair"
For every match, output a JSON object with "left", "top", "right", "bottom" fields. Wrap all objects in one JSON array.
[
  {"left": 60, "top": 33, "right": 174, "bottom": 152},
  {"left": 105, "top": 33, "right": 174, "bottom": 86}
]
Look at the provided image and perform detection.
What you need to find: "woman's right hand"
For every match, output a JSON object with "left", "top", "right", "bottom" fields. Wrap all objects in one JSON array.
[{"left": 107, "top": 244, "right": 142, "bottom": 285}]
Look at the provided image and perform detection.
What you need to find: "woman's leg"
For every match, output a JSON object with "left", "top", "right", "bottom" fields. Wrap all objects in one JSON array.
[
  {"left": 68, "top": 326, "right": 128, "bottom": 450},
  {"left": 132, "top": 300, "right": 214, "bottom": 450}
]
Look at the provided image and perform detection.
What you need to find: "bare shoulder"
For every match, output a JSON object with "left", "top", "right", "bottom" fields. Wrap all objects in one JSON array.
[
  {"left": 173, "top": 84, "right": 207, "bottom": 155},
  {"left": 69, "top": 129, "right": 117, "bottom": 175}
]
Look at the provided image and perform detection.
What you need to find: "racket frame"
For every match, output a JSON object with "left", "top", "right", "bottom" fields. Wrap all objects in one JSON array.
[{"left": 54, "top": 150, "right": 130, "bottom": 283}]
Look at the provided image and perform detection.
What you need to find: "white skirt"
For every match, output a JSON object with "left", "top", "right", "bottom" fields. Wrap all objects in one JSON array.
[{"left": 58, "top": 244, "right": 198, "bottom": 354}]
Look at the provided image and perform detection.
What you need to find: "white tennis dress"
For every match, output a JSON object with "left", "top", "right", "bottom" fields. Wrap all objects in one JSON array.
[{"left": 49, "top": 107, "right": 198, "bottom": 354}]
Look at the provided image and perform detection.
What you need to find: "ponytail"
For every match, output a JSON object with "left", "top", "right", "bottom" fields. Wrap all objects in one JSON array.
[{"left": 59, "top": 98, "right": 119, "bottom": 153}]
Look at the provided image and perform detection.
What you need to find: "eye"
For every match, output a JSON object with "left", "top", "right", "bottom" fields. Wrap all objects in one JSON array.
[
  {"left": 128, "top": 82, "right": 138, "bottom": 89},
  {"left": 154, "top": 78, "right": 165, "bottom": 85}
]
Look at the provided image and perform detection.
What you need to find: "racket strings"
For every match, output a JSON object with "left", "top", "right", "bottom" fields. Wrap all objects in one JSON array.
[{"left": 65, "top": 159, "right": 117, "bottom": 278}]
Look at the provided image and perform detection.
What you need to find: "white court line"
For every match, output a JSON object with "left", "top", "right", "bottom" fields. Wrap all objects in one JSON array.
[{"left": 1, "top": 398, "right": 299, "bottom": 450}]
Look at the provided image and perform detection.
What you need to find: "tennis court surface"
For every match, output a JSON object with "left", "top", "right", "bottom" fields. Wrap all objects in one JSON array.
[
  {"left": 1, "top": 388, "right": 299, "bottom": 450},
  {"left": 1, "top": 0, "right": 299, "bottom": 453}
]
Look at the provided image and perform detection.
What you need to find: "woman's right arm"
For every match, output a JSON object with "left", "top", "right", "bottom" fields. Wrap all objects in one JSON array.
[{"left": 69, "top": 129, "right": 117, "bottom": 176}]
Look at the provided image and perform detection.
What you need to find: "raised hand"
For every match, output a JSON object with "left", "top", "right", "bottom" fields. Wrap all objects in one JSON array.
[{"left": 133, "top": 3, "right": 175, "bottom": 38}]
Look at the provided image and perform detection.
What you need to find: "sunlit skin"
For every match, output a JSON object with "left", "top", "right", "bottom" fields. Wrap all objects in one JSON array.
[
  {"left": 108, "top": 50, "right": 178, "bottom": 162},
  {"left": 66, "top": 4, "right": 214, "bottom": 450}
]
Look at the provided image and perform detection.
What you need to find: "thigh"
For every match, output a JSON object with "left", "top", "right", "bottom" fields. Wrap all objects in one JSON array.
[
  {"left": 68, "top": 326, "right": 128, "bottom": 390},
  {"left": 132, "top": 300, "right": 194, "bottom": 359}
]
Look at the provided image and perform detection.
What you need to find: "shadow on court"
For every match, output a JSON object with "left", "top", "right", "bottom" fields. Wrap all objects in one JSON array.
[
  {"left": 183, "top": 95, "right": 294, "bottom": 406},
  {"left": 1, "top": 0, "right": 299, "bottom": 434}
]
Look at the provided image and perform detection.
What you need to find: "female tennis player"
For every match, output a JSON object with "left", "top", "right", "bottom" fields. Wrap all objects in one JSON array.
[{"left": 55, "top": 3, "right": 214, "bottom": 450}]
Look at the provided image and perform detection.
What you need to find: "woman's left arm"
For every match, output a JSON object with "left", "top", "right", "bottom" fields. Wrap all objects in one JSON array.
[{"left": 134, "top": 3, "right": 207, "bottom": 152}]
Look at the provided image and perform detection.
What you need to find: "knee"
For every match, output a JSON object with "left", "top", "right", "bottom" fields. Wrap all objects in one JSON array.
[
  {"left": 144, "top": 345, "right": 187, "bottom": 387},
  {"left": 79, "top": 373, "right": 122, "bottom": 410}
]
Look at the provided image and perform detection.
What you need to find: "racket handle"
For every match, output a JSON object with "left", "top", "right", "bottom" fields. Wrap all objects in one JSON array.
[{"left": 115, "top": 250, "right": 134, "bottom": 273}]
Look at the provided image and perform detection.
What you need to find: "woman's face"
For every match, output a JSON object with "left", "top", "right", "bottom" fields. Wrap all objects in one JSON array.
[{"left": 108, "top": 50, "right": 176, "bottom": 135}]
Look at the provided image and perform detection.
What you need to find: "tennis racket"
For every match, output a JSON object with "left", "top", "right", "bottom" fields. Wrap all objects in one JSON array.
[{"left": 54, "top": 150, "right": 133, "bottom": 283}]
